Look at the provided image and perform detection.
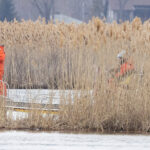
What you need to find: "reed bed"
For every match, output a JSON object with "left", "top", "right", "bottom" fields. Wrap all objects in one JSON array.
[{"left": 0, "top": 17, "right": 150, "bottom": 132}]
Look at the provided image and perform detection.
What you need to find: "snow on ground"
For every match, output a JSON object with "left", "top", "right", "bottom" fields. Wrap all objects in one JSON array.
[{"left": 0, "top": 131, "right": 150, "bottom": 150}]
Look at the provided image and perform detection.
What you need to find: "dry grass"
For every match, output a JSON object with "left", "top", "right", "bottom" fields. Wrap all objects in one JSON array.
[{"left": 0, "top": 17, "right": 150, "bottom": 132}]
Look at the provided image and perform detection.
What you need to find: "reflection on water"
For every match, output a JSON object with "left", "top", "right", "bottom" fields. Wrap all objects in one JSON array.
[{"left": 0, "top": 131, "right": 150, "bottom": 150}]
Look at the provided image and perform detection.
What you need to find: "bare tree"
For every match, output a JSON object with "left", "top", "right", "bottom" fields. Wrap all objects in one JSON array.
[
  {"left": 118, "top": 0, "right": 129, "bottom": 21},
  {"left": 81, "top": 0, "right": 86, "bottom": 21},
  {"left": 32, "top": 0, "right": 55, "bottom": 22},
  {"left": 104, "top": 0, "right": 109, "bottom": 18},
  {"left": 92, "top": 0, "right": 109, "bottom": 19},
  {"left": 70, "top": 0, "right": 84, "bottom": 20},
  {"left": 68, "top": 0, "right": 92, "bottom": 22}
]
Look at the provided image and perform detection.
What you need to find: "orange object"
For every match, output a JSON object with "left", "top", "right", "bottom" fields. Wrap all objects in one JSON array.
[
  {"left": 108, "top": 60, "right": 134, "bottom": 85},
  {"left": 115, "top": 61, "right": 134, "bottom": 78},
  {"left": 0, "top": 45, "right": 5, "bottom": 80},
  {"left": 0, "top": 45, "right": 6, "bottom": 96}
]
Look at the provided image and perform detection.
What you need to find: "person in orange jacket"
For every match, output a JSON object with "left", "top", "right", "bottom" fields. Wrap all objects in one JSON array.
[
  {"left": 115, "top": 50, "right": 134, "bottom": 79},
  {"left": 109, "top": 50, "right": 134, "bottom": 85},
  {"left": 0, "top": 45, "right": 6, "bottom": 96}
]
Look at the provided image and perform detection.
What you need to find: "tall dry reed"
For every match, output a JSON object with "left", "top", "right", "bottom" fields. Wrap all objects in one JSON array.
[{"left": 0, "top": 17, "right": 149, "bottom": 132}]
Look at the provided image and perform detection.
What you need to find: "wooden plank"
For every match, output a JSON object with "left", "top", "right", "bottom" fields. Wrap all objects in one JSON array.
[
  {"left": 6, "top": 106, "right": 59, "bottom": 114},
  {"left": 13, "top": 108, "right": 59, "bottom": 114},
  {"left": 5, "top": 100, "right": 60, "bottom": 114},
  {"left": 6, "top": 101, "right": 59, "bottom": 109}
]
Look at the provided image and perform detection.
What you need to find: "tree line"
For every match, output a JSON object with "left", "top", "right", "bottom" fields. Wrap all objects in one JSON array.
[{"left": 0, "top": 0, "right": 110, "bottom": 22}]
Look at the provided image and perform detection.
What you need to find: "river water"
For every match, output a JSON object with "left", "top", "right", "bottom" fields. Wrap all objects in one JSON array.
[{"left": 0, "top": 131, "right": 150, "bottom": 150}]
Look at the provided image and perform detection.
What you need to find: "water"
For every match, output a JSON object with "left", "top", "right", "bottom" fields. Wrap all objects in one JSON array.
[
  {"left": 0, "top": 131, "right": 150, "bottom": 150},
  {"left": 4, "top": 90, "right": 150, "bottom": 150}
]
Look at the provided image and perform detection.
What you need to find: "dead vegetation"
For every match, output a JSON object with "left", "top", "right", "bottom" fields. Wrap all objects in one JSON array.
[{"left": 0, "top": 17, "right": 149, "bottom": 132}]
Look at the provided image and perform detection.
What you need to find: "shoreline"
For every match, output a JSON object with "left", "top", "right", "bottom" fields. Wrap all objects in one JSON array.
[{"left": 0, "top": 127, "right": 150, "bottom": 135}]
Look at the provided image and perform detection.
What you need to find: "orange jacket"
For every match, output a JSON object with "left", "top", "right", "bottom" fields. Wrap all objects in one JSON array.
[
  {"left": 0, "top": 45, "right": 6, "bottom": 96},
  {"left": 0, "top": 45, "right": 5, "bottom": 80},
  {"left": 115, "top": 61, "right": 134, "bottom": 78},
  {"left": 108, "top": 61, "right": 134, "bottom": 86}
]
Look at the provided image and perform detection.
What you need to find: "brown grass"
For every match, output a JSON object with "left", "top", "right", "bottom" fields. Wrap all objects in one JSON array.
[{"left": 0, "top": 17, "right": 150, "bottom": 133}]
